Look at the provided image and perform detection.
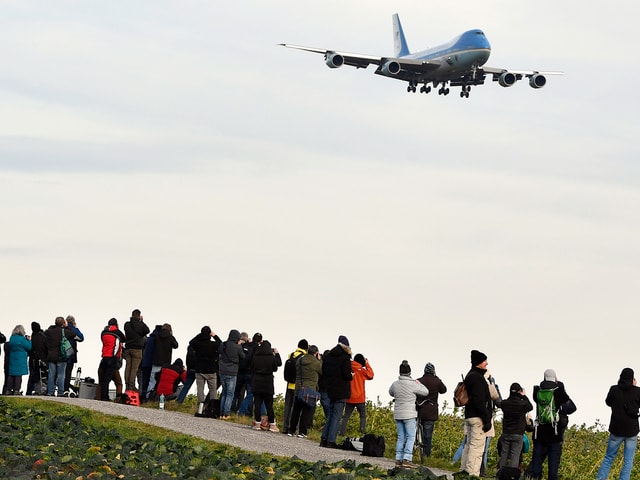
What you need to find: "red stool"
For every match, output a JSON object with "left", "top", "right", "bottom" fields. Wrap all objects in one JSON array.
[{"left": 125, "top": 390, "right": 140, "bottom": 406}]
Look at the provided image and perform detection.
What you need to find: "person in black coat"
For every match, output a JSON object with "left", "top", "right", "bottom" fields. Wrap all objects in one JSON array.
[
  {"left": 595, "top": 367, "right": 640, "bottom": 480},
  {"left": 498, "top": 382, "right": 533, "bottom": 474},
  {"left": 250, "top": 340, "right": 282, "bottom": 431},
  {"left": 529, "top": 369, "right": 574, "bottom": 480},
  {"left": 319, "top": 335, "right": 353, "bottom": 448},
  {"left": 189, "top": 326, "right": 222, "bottom": 412},
  {"left": 416, "top": 362, "right": 448, "bottom": 458},
  {"left": 26, "top": 322, "right": 47, "bottom": 395}
]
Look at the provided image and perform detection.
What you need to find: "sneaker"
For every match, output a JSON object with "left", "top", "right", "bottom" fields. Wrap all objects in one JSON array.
[
  {"left": 251, "top": 421, "right": 261, "bottom": 430},
  {"left": 395, "top": 460, "right": 403, "bottom": 467},
  {"left": 401, "top": 460, "right": 418, "bottom": 469},
  {"left": 220, "top": 415, "right": 230, "bottom": 420},
  {"left": 269, "top": 422, "right": 279, "bottom": 433},
  {"left": 297, "top": 433, "right": 307, "bottom": 438}
]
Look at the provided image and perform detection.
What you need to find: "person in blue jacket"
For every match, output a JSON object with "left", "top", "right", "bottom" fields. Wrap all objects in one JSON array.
[{"left": 8, "top": 325, "right": 32, "bottom": 395}]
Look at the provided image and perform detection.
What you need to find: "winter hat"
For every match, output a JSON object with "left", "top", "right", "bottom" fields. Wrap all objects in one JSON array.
[
  {"left": 338, "top": 335, "right": 350, "bottom": 347},
  {"left": 510, "top": 382, "right": 522, "bottom": 393},
  {"left": 31, "top": 321, "right": 41, "bottom": 333},
  {"left": 354, "top": 353, "right": 366, "bottom": 367},
  {"left": 471, "top": 350, "right": 487, "bottom": 365},
  {"left": 108, "top": 318, "right": 118, "bottom": 326},
  {"left": 173, "top": 358, "right": 184, "bottom": 368},
  {"left": 620, "top": 368, "right": 634, "bottom": 383},
  {"left": 544, "top": 369, "right": 557, "bottom": 382},
  {"left": 399, "top": 360, "right": 411, "bottom": 375},
  {"left": 424, "top": 362, "right": 435, "bottom": 375},
  {"left": 201, "top": 326, "right": 211, "bottom": 335},
  {"left": 131, "top": 309, "right": 141, "bottom": 318},
  {"left": 253, "top": 332, "right": 263, "bottom": 343},
  {"left": 297, "top": 339, "right": 309, "bottom": 350}
]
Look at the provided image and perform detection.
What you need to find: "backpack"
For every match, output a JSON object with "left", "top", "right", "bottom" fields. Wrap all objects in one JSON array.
[
  {"left": 283, "top": 353, "right": 299, "bottom": 383},
  {"left": 497, "top": 466, "right": 522, "bottom": 480},
  {"left": 536, "top": 387, "right": 559, "bottom": 428},
  {"left": 361, "top": 433, "right": 385, "bottom": 457},
  {"left": 60, "top": 329, "right": 74, "bottom": 360},
  {"left": 453, "top": 374, "right": 469, "bottom": 407}
]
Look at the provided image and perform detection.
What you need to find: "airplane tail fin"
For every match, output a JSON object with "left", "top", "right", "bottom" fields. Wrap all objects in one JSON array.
[{"left": 393, "top": 13, "right": 410, "bottom": 57}]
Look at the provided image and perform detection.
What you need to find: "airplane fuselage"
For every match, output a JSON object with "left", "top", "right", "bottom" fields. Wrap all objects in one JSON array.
[{"left": 394, "top": 30, "right": 491, "bottom": 82}]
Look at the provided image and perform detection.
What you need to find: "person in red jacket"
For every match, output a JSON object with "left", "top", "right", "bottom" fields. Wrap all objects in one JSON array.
[
  {"left": 99, "top": 318, "right": 125, "bottom": 401},
  {"left": 338, "top": 353, "right": 374, "bottom": 436},
  {"left": 156, "top": 358, "right": 187, "bottom": 400}
]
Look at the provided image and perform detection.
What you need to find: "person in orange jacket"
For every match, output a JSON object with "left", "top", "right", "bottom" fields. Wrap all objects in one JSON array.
[{"left": 339, "top": 353, "right": 374, "bottom": 436}]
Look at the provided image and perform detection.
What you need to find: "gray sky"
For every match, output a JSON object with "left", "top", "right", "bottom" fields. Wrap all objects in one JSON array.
[{"left": 1, "top": 1, "right": 639, "bottom": 428}]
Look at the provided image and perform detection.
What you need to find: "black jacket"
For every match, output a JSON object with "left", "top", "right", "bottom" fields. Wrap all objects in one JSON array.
[
  {"left": 605, "top": 380, "right": 640, "bottom": 437},
  {"left": 501, "top": 391, "right": 533, "bottom": 434},
  {"left": 152, "top": 328, "right": 179, "bottom": 367},
  {"left": 416, "top": 373, "right": 448, "bottom": 421},
  {"left": 464, "top": 366, "right": 492, "bottom": 427},
  {"left": 44, "top": 325, "right": 76, "bottom": 363},
  {"left": 533, "top": 380, "right": 572, "bottom": 442},
  {"left": 124, "top": 317, "right": 150, "bottom": 350},
  {"left": 189, "top": 332, "right": 222, "bottom": 374},
  {"left": 250, "top": 341, "right": 282, "bottom": 395},
  {"left": 321, "top": 344, "right": 353, "bottom": 401}
]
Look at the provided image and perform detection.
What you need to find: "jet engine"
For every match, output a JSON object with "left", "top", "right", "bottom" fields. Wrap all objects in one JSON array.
[
  {"left": 325, "top": 53, "right": 344, "bottom": 68},
  {"left": 529, "top": 74, "right": 547, "bottom": 89},
  {"left": 381, "top": 60, "right": 401, "bottom": 75},
  {"left": 498, "top": 72, "right": 517, "bottom": 87}
]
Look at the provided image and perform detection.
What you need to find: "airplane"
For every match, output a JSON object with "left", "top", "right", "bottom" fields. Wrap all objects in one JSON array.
[{"left": 280, "top": 14, "right": 563, "bottom": 98}]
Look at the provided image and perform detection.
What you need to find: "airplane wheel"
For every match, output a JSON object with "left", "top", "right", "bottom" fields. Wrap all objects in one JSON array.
[
  {"left": 407, "top": 85, "right": 412, "bottom": 93},
  {"left": 460, "top": 92, "right": 465, "bottom": 98}
]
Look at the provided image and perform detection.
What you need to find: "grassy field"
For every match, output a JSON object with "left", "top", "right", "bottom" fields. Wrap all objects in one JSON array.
[{"left": 0, "top": 394, "right": 634, "bottom": 479}]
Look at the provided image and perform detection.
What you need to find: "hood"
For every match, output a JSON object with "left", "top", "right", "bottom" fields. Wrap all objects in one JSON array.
[{"left": 227, "top": 329, "right": 241, "bottom": 343}]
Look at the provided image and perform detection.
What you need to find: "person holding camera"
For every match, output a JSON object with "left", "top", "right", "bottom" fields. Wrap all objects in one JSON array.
[{"left": 7, "top": 325, "right": 32, "bottom": 395}]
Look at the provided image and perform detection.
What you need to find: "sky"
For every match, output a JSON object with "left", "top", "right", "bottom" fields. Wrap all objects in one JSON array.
[{"left": 1, "top": 1, "right": 639, "bottom": 430}]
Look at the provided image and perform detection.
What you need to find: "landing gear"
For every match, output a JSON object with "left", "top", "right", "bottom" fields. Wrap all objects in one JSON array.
[
  {"left": 407, "top": 81, "right": 418, "bottom": 93},
  {"left": 437, "top": 85, "right": 450, "bottom": 96},
  {"left": 420, "top": 83, "right": 431, "bottom": 94},
  {"left": 460, "top": 85, "right": 471, "bottom": 98}
]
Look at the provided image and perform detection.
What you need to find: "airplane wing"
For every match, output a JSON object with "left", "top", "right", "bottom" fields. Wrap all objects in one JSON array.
[
  {"left": 482, "top": 66, "right": 564, "bottom": 76},
  {"left": 279, "top": 44, "right": 441, "bottom": 73},
  {"left": 480, "top": 66, "right": 563, "bottom": 89}
]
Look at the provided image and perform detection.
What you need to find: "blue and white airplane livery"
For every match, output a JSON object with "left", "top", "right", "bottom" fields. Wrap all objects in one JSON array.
[{"left": 280, "top": 13, "right": 562, "bottom": 98}]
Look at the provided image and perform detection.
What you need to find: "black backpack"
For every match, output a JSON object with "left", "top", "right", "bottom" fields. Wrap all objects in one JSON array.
[
  {"left": 497, "top": 466, "right": 521, "bottom": 480},
  {"left": 283, "top": 353, "right": 298, "bottom": 383},
  {"left": 361, "top": 433, "right": 385, "bottom": 457}
]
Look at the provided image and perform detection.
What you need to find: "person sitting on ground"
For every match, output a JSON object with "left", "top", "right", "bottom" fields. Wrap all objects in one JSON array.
[{"left": 156, "top": 358, "right": 187, "bottom": 400}]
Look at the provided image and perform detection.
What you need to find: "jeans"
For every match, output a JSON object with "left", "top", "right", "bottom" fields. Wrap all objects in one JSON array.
[
  {"left": 47, "top": 361, "right": 67, "bottom": 396},
  {"left": 176, "top": 370, "right": 196, "bottom": 403},
  {"left": 420, "top": 419, "right": 436, "bottom": 457},
  {"left": 394, "top": 418, "right": 417, "bottom": 461},
  {"left": 321, "top": 398, "right": 346, "bottom": 444},
  {"left": 219, "top": 374, "right": 237, "bottom": 416},
  {"left": 500, "top": 433, "right": 524, "bottom": 469},
  {"left": 596, "top": 434, "right": 637, "bottom": 480},
  {"left": 530, "top": 439, "right": 563, "bottom": 480}
]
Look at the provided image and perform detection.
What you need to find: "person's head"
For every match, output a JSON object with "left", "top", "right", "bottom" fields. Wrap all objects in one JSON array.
[
  {"left": 619, "top": 368, "right": 635, "bottom": 387},
  {"left": 308, "top": 345, "right": 319, "bottom": 356},
  {"left": 131, "top": 309, "right": 141, "bottom": 319},
  {"left": 240, "top": 332, "right": 249, "bottom": 343},
  {"left": 252, "top": 332, "right": 263, "bottom": 343},
  {"left": 354, "top": 353, "right": 366, "bottom": 367},
  {"left": 471, "top": 350, "right": 488, "bottom": 368},
  {"left": 338, "top": 335, "right": 350, "bottom": 347},
  {"left": 108, "top": 318, "right": 118, "bottom": 327},
  {"left": 65, "top": 315, "right": 76, "bottom": 326},
  {"left": 543, "top": 369, "right": 557, "bottom": 382},
  {"left": 297, "top": 339, "right": 309, "bottom": 351},
  {"left": 31, "top": 321, "right": 42, "bottom": 333},
  {"left": 54, "top": 316, "right": 65, "bottom": 327},
  {"left": 162, "top": 323, "right": 172, "bottom": 333},
  {"left": 12, "top": 325, "right": 25, "bottom": 336},
  {"left": 399, "top": 360, "right": 411, "bottom": 376},
  {"left": 510, "top": 382, "right": 523, "bottom": 394},
  {"left": 424, "top": 362, "right": 435, "bottom": 375},
  {"left": 201, "top": 326, "right": 212, "bottom": 335}
]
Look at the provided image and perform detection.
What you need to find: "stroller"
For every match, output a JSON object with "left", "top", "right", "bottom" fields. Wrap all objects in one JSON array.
[{"left": 66, "top": 366, "right": 83, "bottom": 398}]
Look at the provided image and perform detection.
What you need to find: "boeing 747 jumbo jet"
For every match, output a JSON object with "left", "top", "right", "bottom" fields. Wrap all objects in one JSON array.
[{"left": 280, "top": 13, "right": 562, "bottom": 98}]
